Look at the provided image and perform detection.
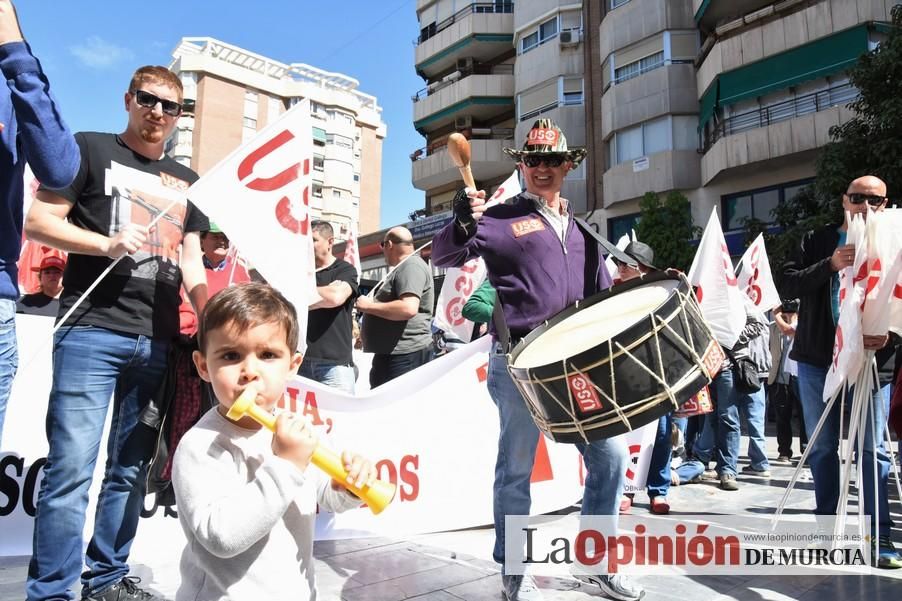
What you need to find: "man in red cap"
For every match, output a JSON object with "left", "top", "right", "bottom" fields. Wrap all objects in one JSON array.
[{"left": 16, "top": 254, "right": 64, "bottom": 316}]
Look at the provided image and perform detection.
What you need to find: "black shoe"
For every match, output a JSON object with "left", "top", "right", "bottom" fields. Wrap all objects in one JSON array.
[{"left": 83, "top": 577, "right": 167, "bottom": 601}]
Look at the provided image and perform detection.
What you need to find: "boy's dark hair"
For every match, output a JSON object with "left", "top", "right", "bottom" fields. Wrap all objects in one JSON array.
[{"left": 198, "top": 282, "right": 299, "bottom": 352}]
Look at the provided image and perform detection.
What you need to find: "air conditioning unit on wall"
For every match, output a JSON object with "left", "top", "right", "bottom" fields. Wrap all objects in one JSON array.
[
  {"left": 454, "top": 115, "right": 473, "bottom": 130},
  {"left": 560, "top": 30, "right": 582, "bottom": 46}
]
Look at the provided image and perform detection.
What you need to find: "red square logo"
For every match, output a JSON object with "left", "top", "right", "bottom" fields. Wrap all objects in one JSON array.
[{"left": 568, "top": 373, "right": 603, "bottom": 414}]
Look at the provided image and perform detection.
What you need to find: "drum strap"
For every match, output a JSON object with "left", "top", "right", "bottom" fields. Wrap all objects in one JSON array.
[
  {"left": 491, "top": 289, "right": 512, "bottom": 355},
  {"left": 573, "top": 217, "right": 636, "bottom": 266}
]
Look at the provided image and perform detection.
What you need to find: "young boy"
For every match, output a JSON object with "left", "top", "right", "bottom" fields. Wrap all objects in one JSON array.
[{"left": 172, "top": 282, "right": 376, "bottom": 601}]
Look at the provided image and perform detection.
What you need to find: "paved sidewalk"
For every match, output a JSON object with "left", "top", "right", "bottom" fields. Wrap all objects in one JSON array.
[{"left": 3, "top": 433, "right": 902, "bottom": 600}]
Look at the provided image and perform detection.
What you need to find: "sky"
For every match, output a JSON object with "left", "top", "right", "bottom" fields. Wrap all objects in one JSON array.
[{"left": 14, "top": 0, "right": 426, "bottom": 231}]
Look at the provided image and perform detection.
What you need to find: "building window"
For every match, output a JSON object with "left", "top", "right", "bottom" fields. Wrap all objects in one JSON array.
[
  {"left": 242, "top": 117, "right": 256, "bottom": 129},
  {"left": 563, "top": 77, "right": 583, "bottom": 105},
  {"left": 517, "top": 76, "right": 584, "bottom": 121},
  {"left": 721, "top": 179, "right": 813, "bottom": 231},
  {"left": 520, "top": 17, "right": 558, "bottom": 54},
  {"left": 609, "top": 116, "right": 694, "bottom": 166},
  {"left": 326, "top": 133, "right": 353, "bottom": 149},
  {"left": 613, "top": 51, "right": 665, "bottom": 84},
  {"left": 313, "top": 183, "right": 323, "bottom": 198},
  {"left": 610, "top": 0, "right": 631, "bottom": 8},
  {"left": 608, "top": 213, "right": 641, "bottom": 242},
  {"left": 313, "top": 154, "right": 324, "bottom": 171},
  {"left": 353, "top": 173, "right": 360, "bottom": 182}
]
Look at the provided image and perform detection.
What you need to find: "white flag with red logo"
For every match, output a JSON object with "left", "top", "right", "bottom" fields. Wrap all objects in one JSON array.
[
  {"left": 186, "top": 101, "right": 318, "bottom": 350},
  {"left": 823, "top": 214, "right": 867, "bottom": 402},
  {"left": 862, "top": 208, "right": 902, "bottom": 337},
  {"left": 432, "top": 171, "right": 522, "bottom": 342},
  {"left": 737, "top": 233, "right": 781, "bottom": 311},
  {"left": 343, "top": 221, "right": 362, "bottom": 281},
  {"left": 687, "top": 209, "right": 746, "bottom": 349}
]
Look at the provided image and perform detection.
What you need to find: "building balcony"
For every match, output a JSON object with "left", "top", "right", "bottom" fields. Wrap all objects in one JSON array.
[
  {"left": 601, "top": 0, "right": 694, "bottom": 59},
  {"left": 602, "top": 150, "right": 701, "bottom": 208},
  {"left": 700, "top": 89, "right": 858, "bottom": 185},
  {"left": 601, "top": 62, "right": 697, "bottom": 138},
  {"left": 415, "top": 3, "right": 514, "bottom": 79},
  {"left": 413, "top": 72, "right": 515, "bottom": 134},
  {"left": 411, "top": 136, "right": 514, "bottom": 191}
]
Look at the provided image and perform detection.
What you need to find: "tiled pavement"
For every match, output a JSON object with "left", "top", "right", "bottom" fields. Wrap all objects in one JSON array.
[{"left": 3, "top": 432, "right": 902, "bottom": 601}]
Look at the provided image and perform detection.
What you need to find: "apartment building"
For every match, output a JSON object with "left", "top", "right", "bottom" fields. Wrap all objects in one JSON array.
[
  {"left": 591, "top": 0, "right": 893, "bottom": 253},
  {"left": 411, "top": 0, "right": 517, "bottom": 214},
  {"left": 168, "top": 37, "right": 387, "bottom": 238}
]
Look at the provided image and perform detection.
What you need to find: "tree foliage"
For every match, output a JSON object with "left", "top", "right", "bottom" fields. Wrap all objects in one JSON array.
[
  {"left": 745, "top": 5, "right": 902, "bottom": 276},
  {"left": 635, "top": 191, "right": 701, "bottom": 272}
]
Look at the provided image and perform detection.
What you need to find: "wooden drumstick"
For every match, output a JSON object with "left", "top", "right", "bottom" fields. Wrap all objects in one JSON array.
[{"left": 447, "top": 132, "right": 476, "bottom": 190}]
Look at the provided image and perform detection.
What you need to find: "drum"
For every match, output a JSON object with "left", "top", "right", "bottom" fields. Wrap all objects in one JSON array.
[{"left": 508, "top": 271, "right": 723, "bottom": 443}]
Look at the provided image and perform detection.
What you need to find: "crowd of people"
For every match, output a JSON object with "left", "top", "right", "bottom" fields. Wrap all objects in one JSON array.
[{"left": 0, "top": 1, "right": 900, "bottom": 600}]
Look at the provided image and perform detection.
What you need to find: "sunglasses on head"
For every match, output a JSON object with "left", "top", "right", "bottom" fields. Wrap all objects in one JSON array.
[
  {"left": 131, "top": 89, "right": 182, "bottom": 117},
  {"left": 846, "top": 192, "right": 887, "bottom": 207},
  {"left": 522, "top": 154, "right": 566, "bottom": 168}
]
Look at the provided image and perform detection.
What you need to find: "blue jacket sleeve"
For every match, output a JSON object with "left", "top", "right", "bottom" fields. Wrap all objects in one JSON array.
[{"left": 1, "top": 41, "right": 79, "bottom": 188}]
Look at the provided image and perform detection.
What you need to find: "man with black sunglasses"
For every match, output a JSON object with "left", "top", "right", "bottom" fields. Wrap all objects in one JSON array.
[
  {"left": 432, "top": 119, "right": 643, "bottom": 601},
  {"left": 782, "top": 174, "right": 900, "bottom": 570},
  {"left": 23, "top": 65, "right": 209, "bottom": 601}
]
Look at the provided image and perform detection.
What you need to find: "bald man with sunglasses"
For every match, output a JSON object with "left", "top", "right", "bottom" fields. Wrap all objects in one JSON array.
[{"left": 781, "top": 174, "right": 901, "bottom": 569}]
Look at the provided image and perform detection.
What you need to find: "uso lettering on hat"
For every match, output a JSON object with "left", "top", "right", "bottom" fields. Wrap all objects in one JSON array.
[{"left": 528, "top": 128, "right": 558, "bottom": 145}]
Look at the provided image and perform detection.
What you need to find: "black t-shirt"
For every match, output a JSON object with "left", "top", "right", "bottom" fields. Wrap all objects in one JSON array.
[
  {"left": 41, "top": 132, "right": 207, "bottom": 340},
  {"left": 16, "top": 292, "right": 59, "bottom": 317},
  {"left": 306, "top": 259, "right": 359, "bottom": 363}
]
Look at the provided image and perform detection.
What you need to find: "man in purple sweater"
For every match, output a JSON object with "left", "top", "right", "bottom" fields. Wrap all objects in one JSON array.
[
  {"left": 432, "top": 119, "right": 642, "bottom": 601},
  {"left": 0, "top": 0, "right": 79, "bottom": 444}
]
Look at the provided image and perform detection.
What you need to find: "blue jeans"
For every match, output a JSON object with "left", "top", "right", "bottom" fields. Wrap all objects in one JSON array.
[
  {"left": 369, "top": 346, "right": 433, "bottom": 388},
  {"left": 797, "top": 361, "right": 891, "bottom": 533},
  {"left": 487, "top": 345, "right": 626, "bottom": 566},
  {"left": 0, "top": 298, "right": 16, "bottom": 445},
  {"left": 647, "top": 413, "right": 674, "bottom": 498},
  {"left": 675, "top": 459, "right": 705, "bottom": 484},
  {"left": 27, "top": 325, "right": 170, "bottom": 601},
  {"left": 712, "top": 369, "right": 769, "bottom": 476},
  {"left": 299, "top": 358, "right": 356, "bottom": 394},
  {"left": 691, "top": 409, "right": 717, "bottom": 465}
]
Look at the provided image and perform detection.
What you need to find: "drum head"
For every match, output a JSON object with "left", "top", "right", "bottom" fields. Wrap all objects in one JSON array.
[{"left": 512, "top": 279, "right": 679, "bottom": 369}]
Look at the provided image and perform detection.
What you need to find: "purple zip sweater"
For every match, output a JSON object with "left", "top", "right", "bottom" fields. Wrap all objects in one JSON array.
[
  {"left": 0, "top": 41, "right": 79, "bottom": 300},
  {"left": 432, "top": 192, "right": 612, "bottom": 340}
]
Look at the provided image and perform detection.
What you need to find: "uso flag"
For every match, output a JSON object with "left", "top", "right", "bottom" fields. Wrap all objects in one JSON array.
[
  {"left": 432, "top": 170, "right": 521, "bottom": 342},
  {"left": 688, "top": 208, "right": 745, "bottom": 349},
  {"left": 737, "top": 233, "right": 781, "bottom": 312},
  {"left": 187, "top": 100, "right": 318, "bottom": 348}
]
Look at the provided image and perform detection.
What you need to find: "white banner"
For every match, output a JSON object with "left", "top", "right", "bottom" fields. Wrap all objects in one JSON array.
[
  {"left": 432, "top": 170, "right": 522, "bottom": 342},
  {"left": 1, "top": 317, "right": 658, "bottom": 557},
  {"left": 688, "top": 209, "right": 746, "bottom": 348},
  {"left": 737, "top": 234, "right": 781, "bottom": 312},
  {"left": 824, "top": 214, "right": 867, "bottom": 402},
  {"left": 186, "top": 101, "right": 318, "bottom": 332},
  {"left": 604, "top": 233, "right": 632, "bottom": 284}
]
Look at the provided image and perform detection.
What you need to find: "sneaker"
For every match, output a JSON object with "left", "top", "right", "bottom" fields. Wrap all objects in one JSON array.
[
  {"left": 740, "top": 465, "right": 771, "bottom": 478},
  {"left": 773, "top": 455, "right": 792, "bottom": 465},
  {"left": 719, "top": 474, "right": 739, "bottom": 491},
  {"left": 575, "top": 573, "right": 645, "bottom": 601},
  {"left": 502, "top": 574, "right": 544, "bottom": 600},
  {"left": 83, "top": 577, "right": 167, "bottom": 601},
  {"left": 701, "top": 469, "right": 718, "bottom": 481},
  {"left": 619, "top": 495, "right": 632, "bottom": 514},
  {"left": 875, "top": 535, "right": 902, "bottom": 569}
]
